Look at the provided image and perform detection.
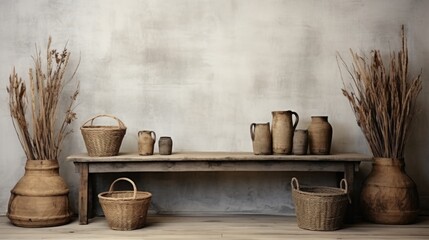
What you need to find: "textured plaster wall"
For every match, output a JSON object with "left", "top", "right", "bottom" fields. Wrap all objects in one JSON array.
[{"left": 0, "top": 0, "right": 428, "bottom": 215}]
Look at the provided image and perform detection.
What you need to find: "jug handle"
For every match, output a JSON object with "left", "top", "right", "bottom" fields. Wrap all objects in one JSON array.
[
  {"left": 250, "top": 123, "right": 256, "bottom": 141},
  {"left": 291, "top": 111, "right": 299, "bottom": 129},
  {"left": 151, "top": 131, "right": 157, "bottom": 141}
]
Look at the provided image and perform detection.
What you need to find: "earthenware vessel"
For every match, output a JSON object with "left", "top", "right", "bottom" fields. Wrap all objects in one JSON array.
[
  {"left": 272, "top": 111, "right": 299, "bottom": 154},
  {"left": 138, "top": 130, "right": 156, "bottom": 155},
  {"left": 308, "top": 116, "right": 332, "bottom": 155},
  {"left": 250, "top": 122, "right": 272, "bottom": 155},
  {"left": 159, "top": 136, "right": 173, "bottom": 155}
]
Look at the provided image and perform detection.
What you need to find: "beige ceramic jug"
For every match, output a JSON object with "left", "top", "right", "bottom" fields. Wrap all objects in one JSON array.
[
  {"left": 250, "top": 123, "right": 272, "bottom": 155},
  {"left": 271, "top": 111, "right": 299, "bottom": 154},
  {"left": 138, "top": 130, "right": 156, "bottom": 155}
]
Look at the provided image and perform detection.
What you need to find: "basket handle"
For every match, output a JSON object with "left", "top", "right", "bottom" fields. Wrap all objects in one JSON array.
[
  {"left": 291, "top": 177, "right": 299, "bottom": 191},
  {"left": 108, "top": 177, "right": 137, "bottom": 199},
  {"left": 340, "top": 179, "right": 348, "bottom": 193},
  {"left": 340, "top": 178, "right": 352, "bottom": 204},
  {"left": 81, "top": 114, "right": 126, "bottom": 129}
]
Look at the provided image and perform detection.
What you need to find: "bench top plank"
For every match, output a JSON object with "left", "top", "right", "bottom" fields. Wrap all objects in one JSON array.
[{"left": 67, "top": 152, "right": 372, "bottom": 163}]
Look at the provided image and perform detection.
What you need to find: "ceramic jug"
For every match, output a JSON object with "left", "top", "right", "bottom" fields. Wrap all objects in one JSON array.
[
  {"left": 250, "top": 123, "right": 272, "bottom": 155},
  {"left": 308, "top": 116, "right": 332, "bottom": 155},
  {"left": 138, "top": 130, "right": 156, "bottom": 155},
  {"left": 271, "top": 111, "right": 299, "bottom": 154}
]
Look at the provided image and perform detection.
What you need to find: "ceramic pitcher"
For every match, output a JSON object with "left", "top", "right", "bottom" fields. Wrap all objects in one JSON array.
[
  {"left": 250, "top": 123, "right": 272, "bottom": 155},
  {"left": 271, "top": 111, "right": 299, "bottom": 154},
  {"left": 138, "top": 130, "right": 156, "bottom": 156}
]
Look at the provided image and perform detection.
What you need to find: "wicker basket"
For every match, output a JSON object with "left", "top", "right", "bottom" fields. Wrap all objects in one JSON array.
[
  {"left": 291, "top": 177, "right": 350, "bottom": 231},
  {"left": 81, "top": 114, "right": 126, "bottom": 157},
  {"left": 98, "top": 178, "right": 152, "bottom": 231}
]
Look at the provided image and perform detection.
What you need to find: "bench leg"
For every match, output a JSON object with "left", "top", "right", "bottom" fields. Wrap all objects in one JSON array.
[
  {"left": 344, "top": 163, "right": 355, "bottom": 223},
  {"left": 79, "top": 163, "right": 89, "bottom": 225}
]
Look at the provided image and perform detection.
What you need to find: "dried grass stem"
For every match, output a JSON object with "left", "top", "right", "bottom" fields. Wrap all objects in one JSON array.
[
  {"left": 337, "top": 26, "right": 422, "bottom": 159},
  {"left": 6, "top": 37, "right": 79, "bottom": 160}
]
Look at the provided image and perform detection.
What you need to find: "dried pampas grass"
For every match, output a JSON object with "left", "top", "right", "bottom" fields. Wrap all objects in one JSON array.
[
  {"left": 337, "top": 25, "right": 422, "bottom": 159},
  {"left": 7, "top": 37, "right": 79, "bottom": 160}
]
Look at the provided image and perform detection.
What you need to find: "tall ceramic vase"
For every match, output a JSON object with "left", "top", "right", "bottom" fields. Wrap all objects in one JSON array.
[
  {"left": 7, "top": 159, "right": 72, "bottom": 227},
  {"left": 360, "top": 158, "right": 419, "bottom": 224}
]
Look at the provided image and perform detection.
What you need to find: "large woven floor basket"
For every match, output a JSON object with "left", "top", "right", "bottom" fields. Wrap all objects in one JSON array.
[
  {"left": 98, "top": 178, "right": 152, "bottom": 231},
  {"left": 291, "top": 177, "right": 350, "bottom": 231},
  {"left": 81, "top": 114, "right": 126, "bottom": 157}
]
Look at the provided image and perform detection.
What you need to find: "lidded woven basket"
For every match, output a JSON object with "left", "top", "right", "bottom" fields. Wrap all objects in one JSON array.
[
  {"left": 291, "top": 177, "right": 350, "bottom": 231},
  {"left": 98, "top": 178, "right": 152, "bottom": 231},
  {"left": 80, "top": 114, "right": 126, "bottom": 157}
]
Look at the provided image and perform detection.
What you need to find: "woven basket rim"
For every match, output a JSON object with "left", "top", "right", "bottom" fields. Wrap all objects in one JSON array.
[
  {"left": 293, "top": 186, "right": 347, "bottom": 197},
  {"left": 81, "top": 126, "right": 127, "bottom": 130},
  {"left": 293, "top": 192, "right": 347, "bottom": 197},
  {"left": 291, "top": 177, "right": 348, "bottom": 197},
  {"left": 98, "top": 191, "right": 152, "bottom": 201}
]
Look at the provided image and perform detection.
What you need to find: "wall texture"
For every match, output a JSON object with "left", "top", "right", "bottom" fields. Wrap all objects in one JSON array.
[{"left": 0, "top": 0, "right": 428, "bottom": 215}]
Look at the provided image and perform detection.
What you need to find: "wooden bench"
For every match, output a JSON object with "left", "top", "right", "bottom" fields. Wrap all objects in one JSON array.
[{"left": 67, "top": 152, "right": 372, "bottom": 225}]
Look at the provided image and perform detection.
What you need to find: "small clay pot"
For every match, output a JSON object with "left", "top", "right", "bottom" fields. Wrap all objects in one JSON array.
[
  {"left": 293, "top": 129, "right": 308, "bottom": 155},
  {"left": 159, "top": 137, "right": 173, "bottom": 155}
]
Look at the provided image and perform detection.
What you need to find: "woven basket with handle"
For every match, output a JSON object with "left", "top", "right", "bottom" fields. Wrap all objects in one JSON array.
[
  {"left": 291, "top": 177, "right": 350, "bottom": 231},
  {"left": 98, "top": 177, "right": 152, "bottom": 231},
  {"left": 80, "top": 114, "right": 126, "bottom": 157}
]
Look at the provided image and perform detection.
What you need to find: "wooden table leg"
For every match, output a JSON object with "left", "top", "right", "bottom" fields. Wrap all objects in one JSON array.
[
  {"left": 79, "top": 163, "right": 89, "bottom": 225},
  {"left": 344, "top": 163, "right": 355, "bottom": 223}
]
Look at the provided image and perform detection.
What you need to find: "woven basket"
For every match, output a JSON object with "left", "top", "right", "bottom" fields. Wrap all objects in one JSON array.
[
  {"left": 291, "top": 177, "right": 350, "bottom": 231},
  {"left": 81, "top": 114, "right": 126, "bottom": 157},
  {"left": 98, "top": 178, "right": 152, "bottom": 231}
]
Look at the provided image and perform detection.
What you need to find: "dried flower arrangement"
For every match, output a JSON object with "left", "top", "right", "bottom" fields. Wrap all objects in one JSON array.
[
  {"left": 337, "top": 26, "right": 422, "bottom": 159},
  {"left": 7, "top": 37, "right": 79, "bottom": 160}
]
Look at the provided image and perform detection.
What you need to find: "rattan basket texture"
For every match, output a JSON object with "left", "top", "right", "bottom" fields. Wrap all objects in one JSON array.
[
  {"left": 291, "top": 177, "right": 350, "bottom": 231},
  {"left": 98, "top": 178, "right": 152, "bottom": 231},
  {"left": 81, "top": 114, "right": 126, "bottom": 157}
]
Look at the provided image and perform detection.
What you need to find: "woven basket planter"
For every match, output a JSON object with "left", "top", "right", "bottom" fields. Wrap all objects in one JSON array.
[
  {"left": 7, "top": 159, "right": 71, "bottom": 227},
  {"left": 291, "top": 177, "right": 350, "bottom": 231},
  {"left": 98, "top": 178, "right": 152, "bottom": 231},
  {"left": 81, "top": 114, "right": 126, "bottom": 157}
]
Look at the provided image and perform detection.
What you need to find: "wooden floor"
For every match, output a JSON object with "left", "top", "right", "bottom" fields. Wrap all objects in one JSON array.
[{"left": 1, "top": 215, "right": 429, "bottom": 239}]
